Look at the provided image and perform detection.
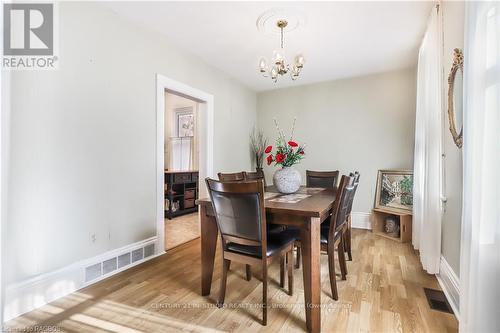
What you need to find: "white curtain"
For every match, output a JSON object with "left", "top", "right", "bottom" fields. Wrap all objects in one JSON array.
[
  {"left": 170, "top": 137, "right": 192, "bottom": 170},
  {"left": 412, "top": 5, "right": 443, "bottom": 274},
  {"left": 460, "top": 2, "right": 500, "bottom": 332}
]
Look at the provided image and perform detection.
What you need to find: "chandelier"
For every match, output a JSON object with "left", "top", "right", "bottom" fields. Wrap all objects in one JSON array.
[{"left": 258, "top": 19, "right": 305, "bottom": 83}]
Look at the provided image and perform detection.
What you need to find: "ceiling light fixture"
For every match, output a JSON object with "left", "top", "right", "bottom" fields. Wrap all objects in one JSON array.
[{"left": 258, "top": 19, "right": 305, "bottom": 83}]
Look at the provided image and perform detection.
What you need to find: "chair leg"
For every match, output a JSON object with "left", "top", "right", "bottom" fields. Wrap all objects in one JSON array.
[
  {"left": 245, "top": 264, "right": 252, "bottom": 281},
  {"left": 337, "top": 238, "right": 347, "bottom": 280},
  {"left": 327, "top": 247, "right": 338, "bottom": 300},
  {"left": 287, "top": 251, "right": 294, "bottom": 296},
  {"left": 217, "top": 259, "right": 230, "bottom": 307},
  {"left": 346, "top": 216, "right": 352, "bottom": 261},
  {"left": 262, "top": 264, "right": 268, "bottom": 326},
  {"left": 280, "top": 256, "right": 285, "bottom": 288},
  {"left": 295, "top": 245, "right": 301, "bottom": 269}
]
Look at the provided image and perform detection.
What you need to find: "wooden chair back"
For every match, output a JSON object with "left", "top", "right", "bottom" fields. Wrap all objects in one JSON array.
[
  {"left": 217, "top": 172, "right": 245, "bottom": 182},
  {"left": 327, "top": 175, "right": 355, "bottom": 241},
  {"left": 347, "top": 171, "right": 360, "bottom": 215},
  {"left": 244, "top": 170, "right": 267, "bottom": 187},
  {"left": 205, "top": 178, "right": 267, "bottom": 258},
  {"left": 306, "top": 170, "right": 340, "bottom": 189},
  {"left": 349, "top": 171, "right": 360, "bottom": 184}
]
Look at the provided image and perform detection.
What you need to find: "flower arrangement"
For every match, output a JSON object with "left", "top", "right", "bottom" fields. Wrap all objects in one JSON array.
[
  {"left": 250, "top": 127, "right": 267, "bottom": 169},
  {"left": 265, "top": 118, "right": 305, "bottom": 168}
]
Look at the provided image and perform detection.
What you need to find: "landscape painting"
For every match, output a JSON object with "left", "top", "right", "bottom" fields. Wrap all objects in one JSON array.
[{"left": 375, "top": 170, "right": 413, "bottom": 213}]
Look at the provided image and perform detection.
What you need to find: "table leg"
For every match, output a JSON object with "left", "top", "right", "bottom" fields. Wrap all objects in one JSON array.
[
  {"left": 200, "top": 204, "right": 218, "bottom": 296},
  {"left": 300, "top": 217, "right": 321, "bottom": 333}
]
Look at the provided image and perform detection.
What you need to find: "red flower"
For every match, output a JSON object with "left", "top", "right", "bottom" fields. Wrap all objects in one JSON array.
[
  {"left": 288, "top": 141, "right": 298, "bottom": 147},
  {"left": 267, "top": 154, "right": 274, "bottom": 165},
  {"left": 265, "top": 145, "right": 273, "bottom": 154},
  {"left": 299, "top": 150, "right": 305, "bottom": 155},
  {"left": 276, "top": 153, "right": 285, "bottom": 163}
]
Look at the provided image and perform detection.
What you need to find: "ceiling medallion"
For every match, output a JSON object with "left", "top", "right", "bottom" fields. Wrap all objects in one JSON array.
[{"left": 258, "top": 18, "right": 305, "bottom": 83}]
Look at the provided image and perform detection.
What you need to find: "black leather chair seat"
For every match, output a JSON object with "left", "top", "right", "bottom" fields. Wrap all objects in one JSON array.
[{"left": 226, "top": 231, "right": 295, "bottom": 258}]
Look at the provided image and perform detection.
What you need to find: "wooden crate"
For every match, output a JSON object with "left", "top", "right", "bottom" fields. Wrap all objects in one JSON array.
[{"left": 372, "top": 207, "right": 412, "bottom": 243}]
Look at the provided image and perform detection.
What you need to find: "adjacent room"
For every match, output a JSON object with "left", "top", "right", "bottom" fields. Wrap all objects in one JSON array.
[
  {"left": 1, "top": 1, "right": 498, "bottom": 333},
  {"left": 164, "top": 91, "right": 201, "bottom": 250}
]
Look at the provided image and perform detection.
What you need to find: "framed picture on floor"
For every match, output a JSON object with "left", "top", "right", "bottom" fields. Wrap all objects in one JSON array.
[{"left": 375, "top": 169, "right": 413, "bottom": 213}]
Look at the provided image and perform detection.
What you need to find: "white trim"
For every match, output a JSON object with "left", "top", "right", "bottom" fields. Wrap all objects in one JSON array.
[
  {"left": 4, "top": 236, "right": 159, "bottom": 321},
  {"left": 436, "top": 255, "right": 460, "bottom": 319},
  {"left": 351, "top": 212, "right": 372, "bottom": 230},
  {"left": 156, "top": 74, "right": 214, "bottom": 253}
]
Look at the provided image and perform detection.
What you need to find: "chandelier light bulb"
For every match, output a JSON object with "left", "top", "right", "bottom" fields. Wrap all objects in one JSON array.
[
  {"left": 273, "top": 49, "right": 285, "bottom": 65},
  {"left": 295, "top": 54, "right": 305, "bottom": 68},
  {"left": 271, "top": 67, "right": 278, "bottom": 79},
  {"left": 259, "top": 58, "right": 267, "bottom": 72}
]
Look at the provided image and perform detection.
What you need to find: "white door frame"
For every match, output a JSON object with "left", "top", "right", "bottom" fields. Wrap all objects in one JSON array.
[{"left": 155, "top": 74, "right": 214, "bottom": 253}]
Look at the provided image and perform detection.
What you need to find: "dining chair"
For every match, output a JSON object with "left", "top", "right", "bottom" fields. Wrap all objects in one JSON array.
[
  {"left": 206, "top": 178, "right": 295, "bottom": 325},
  {"left": 217, "top": 171, "right": 253, "bottom": 279},
  {"left": 294, "top": 170, "right": 340, "bottom": 268},
  {"left": 244, "top": 170, "right": 267, "bottom": 187},
  {"left": 306, "top": 170, "right": 340, "bottom": 189},
  {"left": 217, "top": 170, "right": 278, "bottom": 280},
  {"left": 344, "top": 171, "right": 360, "bottom": 261},
  {"left": 217, "top": 171, "right": 245, "bottom": 182},
  {"left": 286, "top": 175, "right": 354, "bottom": 300}
]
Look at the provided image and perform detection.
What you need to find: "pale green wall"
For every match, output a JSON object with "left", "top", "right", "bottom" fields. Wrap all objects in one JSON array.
[
  {"left": 257, "top": 68, "right": 417, "bottom": 213},
  {"left": 441, "top": 0, "right": 464, "bottom": 277},
  {"left": 2, "top": 2, "right": 256, "bottom": 283}
]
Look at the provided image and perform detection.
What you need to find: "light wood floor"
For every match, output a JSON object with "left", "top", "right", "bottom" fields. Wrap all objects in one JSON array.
[
  {"left": 6, "top": 229, "right": 458, "bottom": 333},
  {"left": 165, "top": 213, "right": 199, "bottom": 250}
]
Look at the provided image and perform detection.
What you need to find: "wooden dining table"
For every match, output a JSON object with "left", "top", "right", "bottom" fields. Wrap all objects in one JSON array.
[{"left": 197, "top": 186, "right": 337, "bottom": 333}]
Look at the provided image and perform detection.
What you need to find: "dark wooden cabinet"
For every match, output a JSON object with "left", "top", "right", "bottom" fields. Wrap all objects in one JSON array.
[{"left": 165, "top": 170, "right": 199, "bottom": 219}]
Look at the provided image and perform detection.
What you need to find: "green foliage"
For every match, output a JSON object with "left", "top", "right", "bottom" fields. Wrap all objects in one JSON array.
[
  {"left": 268, "top": 118, "right": 306, "bottom": 168},
  {"left": 399, "top": 176, "right": 413, "bottom": 206}
]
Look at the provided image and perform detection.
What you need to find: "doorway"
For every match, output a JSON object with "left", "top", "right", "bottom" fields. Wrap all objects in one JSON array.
[
  {"left": 155, "top": 74, "right": 214, "bottom": 253},
  {"left": 164, "top": 92, "right": 200, "bottom": 250}
]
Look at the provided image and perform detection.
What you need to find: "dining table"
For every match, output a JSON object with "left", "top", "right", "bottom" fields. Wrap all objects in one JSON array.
[{"left": 196, "top": 185, "right": 337, "bottom": 333}]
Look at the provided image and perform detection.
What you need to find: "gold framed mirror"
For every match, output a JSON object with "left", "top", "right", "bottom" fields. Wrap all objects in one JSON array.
[{"left": 447, "top": 48, "right": 464, "bottom": 148}]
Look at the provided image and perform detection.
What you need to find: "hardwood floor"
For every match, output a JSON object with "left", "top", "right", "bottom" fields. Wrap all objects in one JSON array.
[
  {"left": 5, "top": 229, "right": 458, "bottom": 332},
  {"left": 165, "top": 213, "right": 200, "bottom": 250}
]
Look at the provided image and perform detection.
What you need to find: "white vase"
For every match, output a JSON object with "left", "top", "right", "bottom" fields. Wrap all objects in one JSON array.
[{"left": 273, "top": 167, "right": 301, "bottom": 194}]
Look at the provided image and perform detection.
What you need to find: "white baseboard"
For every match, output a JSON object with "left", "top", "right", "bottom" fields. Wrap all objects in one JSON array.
[
  {"left": 436, "top": 255, "right": 460, "bottom": 318},
  {"left": 351, "top": 212, "right": 372, "bottom": 230},
  {"left": 4, "top": 236, "right": 162, "bottom": 321}
]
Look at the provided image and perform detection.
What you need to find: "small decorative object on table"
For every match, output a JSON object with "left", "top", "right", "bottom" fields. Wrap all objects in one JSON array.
[
  {"left": 250, "top": 127, "right": 267, "bottom": 172},
  {"left": 265, "top": 118, "right": 305, "bottom": 194}
]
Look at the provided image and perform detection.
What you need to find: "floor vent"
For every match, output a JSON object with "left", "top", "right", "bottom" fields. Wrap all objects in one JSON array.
[
  {"left": 84, "top": 242, "right": 155, "bottom": 283},
  {"left": 424, "top": 288, "right": 454, "bottom": 314},
  {"left": 144, "top": 243, "right": 155, "bottom": 258},
  {"left": 132, "top": 248, "right": 144, "bottom": 263},
  {"left": 85, "top": 263, "right": 102, "bottom": 282},
  {"left": 118, "top": 253, "right": 131, "bottom": 268},
  {"left": 103, "top": 257, "right": 117, "bottom": 275}
]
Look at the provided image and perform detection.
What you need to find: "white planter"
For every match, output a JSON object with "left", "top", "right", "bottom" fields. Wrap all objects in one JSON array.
[{"left": 273, "top": 167, "right": 301, "bottom": 194}]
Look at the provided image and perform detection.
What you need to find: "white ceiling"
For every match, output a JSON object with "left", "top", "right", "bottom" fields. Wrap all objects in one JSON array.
[{"left": 103, "top": 1, "right": 433, "bottom": 92}]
